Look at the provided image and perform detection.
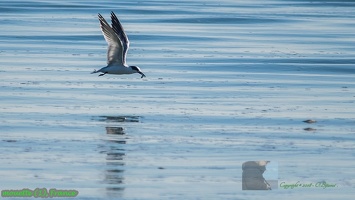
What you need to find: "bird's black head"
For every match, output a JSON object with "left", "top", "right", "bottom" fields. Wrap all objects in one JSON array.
[{"left": 130, "top": 66, "right": 146, "bottom": 78}]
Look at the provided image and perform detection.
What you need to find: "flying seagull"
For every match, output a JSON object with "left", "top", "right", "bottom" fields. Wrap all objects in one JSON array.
[{"left": 91, "top": 12, "right": 145, "bottom": 78}]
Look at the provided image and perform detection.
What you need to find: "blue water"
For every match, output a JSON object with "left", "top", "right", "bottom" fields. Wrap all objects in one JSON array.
[{"left": 1, "top": 0, "right": 355, "bottom": 199}]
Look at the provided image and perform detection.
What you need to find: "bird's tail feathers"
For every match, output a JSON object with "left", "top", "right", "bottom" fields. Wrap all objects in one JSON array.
[{"left": 91, "top": 69, "right": 98, "bottom": 74}]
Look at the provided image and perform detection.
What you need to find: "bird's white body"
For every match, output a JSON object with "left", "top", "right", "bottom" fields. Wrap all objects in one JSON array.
[
  {"left": 93, "top": 64, "right": 135, "bottom": 75},
  {"left": 91, "top": 12, "right": 145, "bottom": 78}
]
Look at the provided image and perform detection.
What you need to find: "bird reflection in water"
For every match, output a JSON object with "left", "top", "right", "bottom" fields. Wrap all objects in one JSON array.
[
  {"left": 104, "top": 126, "right": 126, "bottom": 197},
  {"left": 96, "top": 116, "right": 140, "bottom": 123},
  {"left": 95, "top": 115, "right": 140, "bottom": 198}
]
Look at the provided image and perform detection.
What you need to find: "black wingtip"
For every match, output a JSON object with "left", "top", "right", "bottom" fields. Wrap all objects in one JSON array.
[{"left": 111, "top": 11, "right": 118, "bottom": 19}]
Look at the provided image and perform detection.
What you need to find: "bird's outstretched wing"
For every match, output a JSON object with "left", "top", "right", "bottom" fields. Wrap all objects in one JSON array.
[
  {"left": 98, "top": 12, "right": 129, "bottom": 66},
  {"left": 110, "top": 12, "right": 130, "bottom": 65}
]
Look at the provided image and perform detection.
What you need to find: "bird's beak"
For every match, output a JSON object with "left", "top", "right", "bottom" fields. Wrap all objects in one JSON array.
[{"left": 139, "top": 72, "right": 146, "bottom": 78}]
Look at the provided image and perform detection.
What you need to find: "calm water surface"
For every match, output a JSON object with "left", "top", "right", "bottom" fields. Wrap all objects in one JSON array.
[{"left": 1, "top": 0, "right": 355, "bottom": 199}]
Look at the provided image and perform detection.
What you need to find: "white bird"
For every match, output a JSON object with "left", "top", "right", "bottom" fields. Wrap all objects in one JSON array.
[{"left": 91, "top": 11, "right": 146, "bottom": 78}]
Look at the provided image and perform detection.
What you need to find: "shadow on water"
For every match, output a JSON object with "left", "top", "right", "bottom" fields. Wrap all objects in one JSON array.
[{"left": 93, "top": 115, "right": 140, "bottom": 198}]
